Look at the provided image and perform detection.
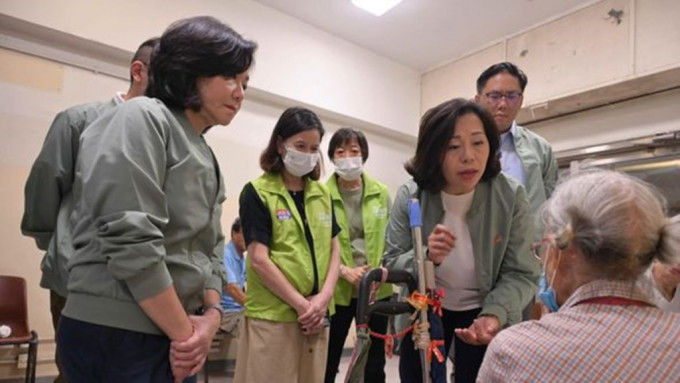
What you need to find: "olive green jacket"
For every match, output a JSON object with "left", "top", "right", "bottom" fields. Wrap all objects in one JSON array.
[
  {"left": 63, "top": 98, "right": 227, "bottom": 335},
  {"left": 383, "top": 174, "right": 540, "bottom": 326},
  {"left": 21, "top": 96, "right": 122, "bottom": 297}
]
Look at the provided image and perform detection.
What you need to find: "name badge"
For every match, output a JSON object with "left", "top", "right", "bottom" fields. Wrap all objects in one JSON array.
[{"left": 276, "top": 209, "right": 292, "bottom": 220}]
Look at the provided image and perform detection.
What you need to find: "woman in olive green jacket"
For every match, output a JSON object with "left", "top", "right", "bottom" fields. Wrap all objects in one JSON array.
[
  {"left": 383, "top": 98, "right": 540, "bottom": 383},
  {"left": 323, "top": 128, "right": 392, "bottom": 383}
]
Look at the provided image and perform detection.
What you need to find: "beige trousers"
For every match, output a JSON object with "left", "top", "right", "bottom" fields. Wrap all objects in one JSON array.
[{"left": 234, "top": 317, "right": 329, "bottom": 383}]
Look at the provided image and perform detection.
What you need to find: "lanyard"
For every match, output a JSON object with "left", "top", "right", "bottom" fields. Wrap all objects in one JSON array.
[{"left": 577, "top": 296, "right": 652, "bottom": 307}]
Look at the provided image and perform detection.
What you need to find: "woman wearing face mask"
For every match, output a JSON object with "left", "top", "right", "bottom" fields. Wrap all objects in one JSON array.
[
  {"left": 478, "top": 170, "right": 680, "bottom": 382},
  {"left": 383, "top": 98, "right": 540, "bottom": 383},
  {"left": 235, "top": 107, "right": 341, "bottom": 383},
  {"left": 323, "top": 128, "right": 392, "bottom": 383}
]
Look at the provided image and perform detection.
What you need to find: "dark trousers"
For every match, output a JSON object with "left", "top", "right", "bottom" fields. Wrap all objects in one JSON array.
[
  {"left": 50, "top": 290, "right": 68, "bottom": 383},
  {"left": 399, "top": 307, "right": 486, "bottom": 383},
  {"left": 57, "top": 316, "right": 196, "bottom": 383},
  {"left": 324, "top": 298, "right": 389, "bottom": 383}
]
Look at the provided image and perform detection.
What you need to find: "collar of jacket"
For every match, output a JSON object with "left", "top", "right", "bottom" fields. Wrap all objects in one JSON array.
[
  {"left": 416, "top": 178, "right": 492, "bottom": 223},
  {"left": 327, "top": 172, "right": 381, "bottom": 203},
  {"left": 255, "top": 171, "right": 325, "bottom": 199}
]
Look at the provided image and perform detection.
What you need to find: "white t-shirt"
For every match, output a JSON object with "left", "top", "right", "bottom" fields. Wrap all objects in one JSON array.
[{"left": 436, "top": 189, "right": 482, "bottom": 311}]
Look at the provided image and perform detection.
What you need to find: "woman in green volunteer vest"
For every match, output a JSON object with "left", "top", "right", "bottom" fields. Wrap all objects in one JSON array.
[
  {"left": 323, "top": 128, "right": 392, "bottom": 383},
  {"left": 235, "top": 107, "right": 341, "bottom": 383}
]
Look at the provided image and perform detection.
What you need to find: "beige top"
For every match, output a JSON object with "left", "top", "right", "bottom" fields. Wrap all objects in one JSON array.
[{"left": 437, "top": 189, "right": 481, "bottom": 311}]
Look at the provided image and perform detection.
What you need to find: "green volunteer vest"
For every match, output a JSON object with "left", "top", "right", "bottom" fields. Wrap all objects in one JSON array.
[
  {"left": 245, "top": 172, "right": 334, "bottom": 322},
  {"left": 327, "top": 172, "right": 392, "bottom": 306}
]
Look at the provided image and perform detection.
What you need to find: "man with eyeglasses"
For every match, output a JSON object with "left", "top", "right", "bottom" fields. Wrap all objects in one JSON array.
[
  {"left": 20, "top": 37, "right": 158, "bottom": 383},
  {"left": 475, "top": 62, "right": 558, "bottom": 233},
  {"left": 475, "top": 62, "right": 557, "bottom": 322}
]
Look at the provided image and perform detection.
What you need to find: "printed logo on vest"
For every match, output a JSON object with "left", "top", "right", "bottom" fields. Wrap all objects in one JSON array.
[
  {"left": 372, "top": 206, "right": 388, "bottom": 219},
  {"left": 317, "top": 212, "right": 332, "bottom": 227},
  {"left": 276, "top": 209, "right": 292, "bottom": 220}
]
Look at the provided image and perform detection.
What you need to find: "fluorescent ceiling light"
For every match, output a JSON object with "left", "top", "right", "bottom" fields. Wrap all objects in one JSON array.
[{"left": 352, "top": 0, "right": 403, "bottom": 16}]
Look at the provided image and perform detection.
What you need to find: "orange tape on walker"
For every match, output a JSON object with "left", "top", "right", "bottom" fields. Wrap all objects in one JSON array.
[
  {"left": 406, "top": 292, "right": 429, "bottom": 311},
  {"left": 407, "top": 289, "right": 445, "bottom": 317},
  {"left": 368, "top": 325, "right": 414, "bottom": 359},
  {"left": 427, "top": 340, "right": 445, "bottom": 363}
]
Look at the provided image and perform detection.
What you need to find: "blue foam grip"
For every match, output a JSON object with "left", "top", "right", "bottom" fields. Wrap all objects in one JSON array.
[{"left": 408, "top": 199, "right": 422, "bottom": 228}]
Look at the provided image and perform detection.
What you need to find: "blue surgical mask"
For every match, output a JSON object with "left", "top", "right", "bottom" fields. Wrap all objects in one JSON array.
[
  {"left": 537, "top": 248, "right": 562, "bottom": 313},
  {"left": 537, "top": 273, "right": 560, "bottom": 313}
]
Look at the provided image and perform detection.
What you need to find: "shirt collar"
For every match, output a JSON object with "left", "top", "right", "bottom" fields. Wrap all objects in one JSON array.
[
  {"left": 115, "top": 91, "right": 127, "bottom": 103},
  {"left": 499, "top": 121, "right": 518, "bottom": 143},
  {"left": 562, "top": 279, "right": 652, "bottom": 309}
]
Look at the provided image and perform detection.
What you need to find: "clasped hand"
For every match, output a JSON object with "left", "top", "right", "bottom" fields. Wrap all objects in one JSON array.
[
  {"left": 296, "top": 293, "right": 330, "bottom": 335},
  {"left": 169, "top": 313, "right": 220, "bottom": 382}
]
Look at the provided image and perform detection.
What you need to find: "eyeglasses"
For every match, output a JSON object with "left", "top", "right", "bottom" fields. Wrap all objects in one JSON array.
[
  {"left": 531, "top": 237, "right": 552, "bottom": 265},
  {"left": 483, "top": 91, "right": 523, "bottom": 105}
]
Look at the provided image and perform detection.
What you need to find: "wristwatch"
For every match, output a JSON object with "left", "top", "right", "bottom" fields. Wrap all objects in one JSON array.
[{"left": 201, "top": 304, "right": 224, "bottom": 320}]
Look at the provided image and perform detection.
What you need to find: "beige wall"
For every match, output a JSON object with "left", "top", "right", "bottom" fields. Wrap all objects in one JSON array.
[
  {"left": 421, "top": 0, "right": 680, "bottom": 139},
  {"left": 1, "top": 0, "right": 421, "bottom": 137}
]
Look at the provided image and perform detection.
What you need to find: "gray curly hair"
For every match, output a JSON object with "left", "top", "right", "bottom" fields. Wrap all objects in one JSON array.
[{"left": 541, "top": 169, "right": 680, "bottom": 280}]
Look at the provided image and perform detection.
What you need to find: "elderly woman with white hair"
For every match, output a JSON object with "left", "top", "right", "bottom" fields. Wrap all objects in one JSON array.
[{"left": 477, "top": 169, "right": 680, "bottom": 382}]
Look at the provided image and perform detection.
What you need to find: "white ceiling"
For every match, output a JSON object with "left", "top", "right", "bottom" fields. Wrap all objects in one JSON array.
[{"left": 253, "top": 0, "right": 601, "bottom": 71}]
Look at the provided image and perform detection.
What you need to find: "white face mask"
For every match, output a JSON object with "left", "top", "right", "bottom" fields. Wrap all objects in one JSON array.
[
  {"left": 334, "top": 156, "right": 363, "bottom": 181},
  {"left": 283, "top": 146, "right": 319, "bottom": 177}
]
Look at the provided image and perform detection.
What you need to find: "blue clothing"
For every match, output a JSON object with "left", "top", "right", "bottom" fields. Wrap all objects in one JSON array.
[
  {"left": 499, "top": 123, "right": 527, "bottom": 186},
  {"left": 221, "top": 241, "right": 246, "bottom": 313}
]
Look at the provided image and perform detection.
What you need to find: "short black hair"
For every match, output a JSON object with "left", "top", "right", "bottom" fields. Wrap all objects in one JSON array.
[
  {"left": 476, "top": 62, "right": 528, "bottom": 94},
  {"left": 131, "top": 37, "right": 160, "bottom": 65},
  {"left": 260, "top": 107, "right": 325, "bottom": 180},
  {"left": 146, "top": 16, "right": 257, "bottom": 111},
  {"left": 129, "top": 37, "right": 159, "bottom": 82},
  {"left": 327, "top": 127, "right": 369, "bottom": 163},
  {"left": 405, "top": 98, "right": 501, "bottom": 193},
  {"left": 231, "top": 217, "right": 241, "bottom": 233}
]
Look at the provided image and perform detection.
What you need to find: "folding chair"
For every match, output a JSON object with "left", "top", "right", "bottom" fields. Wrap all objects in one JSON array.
[{"left": 0, "top": 275, "right": 38, "bottom": 383}]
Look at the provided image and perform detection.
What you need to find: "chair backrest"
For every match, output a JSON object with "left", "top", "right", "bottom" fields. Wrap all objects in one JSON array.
[{"left": 0, "top": 276, "right": 30, "bottom": 338}]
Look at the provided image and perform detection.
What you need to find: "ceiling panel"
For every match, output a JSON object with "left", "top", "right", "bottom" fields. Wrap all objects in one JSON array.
[{"left": 253, "top": 0, "right": 601, "bottom": 70}]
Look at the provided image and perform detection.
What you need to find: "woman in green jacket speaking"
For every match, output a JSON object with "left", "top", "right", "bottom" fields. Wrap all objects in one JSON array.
[
  {"left": 383, "top": 98, "right": 540, "bottom": 383},
  {"left": 323, "top": 128, "right": 392, "bottom": 383},
  {"left": 235, "top": 107, "right": 341, "bottom": 383}
]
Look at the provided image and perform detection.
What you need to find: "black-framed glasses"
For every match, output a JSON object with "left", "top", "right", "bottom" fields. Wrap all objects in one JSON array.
[
  {"left": 483, "top": 91, "right": 523, "bottom": 105},
  {"left": 531, "top": 237, "right": 552, "bottom": 265}
]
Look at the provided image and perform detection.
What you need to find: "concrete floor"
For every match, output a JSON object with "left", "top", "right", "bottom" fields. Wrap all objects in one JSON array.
[
  {"left": 1, "top": 350, "right": 453, "bottom": 383},
  {"left": 198, "top": 351, "right": 453, "bottom": 382}
]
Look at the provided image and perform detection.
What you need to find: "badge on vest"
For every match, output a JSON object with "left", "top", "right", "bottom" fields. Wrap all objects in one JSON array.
[
  {"left": 276, "top": 209, "right": 292, "bottom": 220},
  {"left": 317, "top": 212, "right": 332, "bottom": 227},
  {"left": 372, "top": 206, "right": 388, "bottom": 219}
]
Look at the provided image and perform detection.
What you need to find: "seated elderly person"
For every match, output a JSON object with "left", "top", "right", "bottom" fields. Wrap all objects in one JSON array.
[{"left": 478, "top": 169, "right": 680, "bottom": 382}]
